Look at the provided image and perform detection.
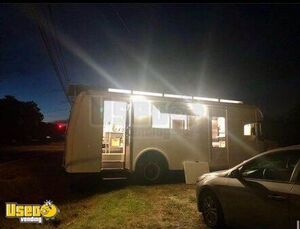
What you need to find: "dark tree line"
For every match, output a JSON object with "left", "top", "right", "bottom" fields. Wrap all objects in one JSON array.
[{"left": 0, "top": 95, "right": 64, "bottom": 144}]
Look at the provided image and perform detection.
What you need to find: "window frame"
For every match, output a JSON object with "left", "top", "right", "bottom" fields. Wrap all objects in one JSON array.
[
  {"left": 170, "top": 113, "right": 188, "bottom": 130},
  {"left": 243, "top": 122, "right": 263, "bottom": 138},
  {"left": 243, "top": 123, "right": 256, "bottom": 136},
  {"left": 291, "top": 158, "right": 300, "bottom": 184}
]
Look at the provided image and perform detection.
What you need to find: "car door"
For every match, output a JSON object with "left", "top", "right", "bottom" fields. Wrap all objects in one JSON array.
[
  {"left": 289, "top": 159, "right": 300, "bottom": 229},
  {"left": 222, "top": 150, "right": 299, "bottom": 229}
]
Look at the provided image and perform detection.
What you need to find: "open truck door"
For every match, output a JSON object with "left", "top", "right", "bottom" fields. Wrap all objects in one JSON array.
[
  {"left": 101, "top": 99, "right": 131, "bottom": 170},
  {"left": 209, "top": 107, "right": 229, "bottom": 170},
  {"left": 64, "top": 92, "right": 103, "bottom": 173}
]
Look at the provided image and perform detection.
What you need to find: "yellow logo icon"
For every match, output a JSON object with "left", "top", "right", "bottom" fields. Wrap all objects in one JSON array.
[
  {"left": 40, "top": 200, "right": 59, "bottom": 219},
  {"left": 5, "top": 200, "right": 60, "bottom": 224}
]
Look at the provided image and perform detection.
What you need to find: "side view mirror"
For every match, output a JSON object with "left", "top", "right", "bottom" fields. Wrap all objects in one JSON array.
[{"left": 230, "top": 168, "right": 243, "bottom": 180}]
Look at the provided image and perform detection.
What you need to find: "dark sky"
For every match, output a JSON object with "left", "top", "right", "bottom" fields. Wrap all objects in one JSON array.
[{"left": 1, "top": 4, "right": 299, "bottom": 122}]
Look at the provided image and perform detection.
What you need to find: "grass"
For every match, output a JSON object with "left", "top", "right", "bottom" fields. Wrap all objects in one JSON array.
[
  {"left": 57, "top": 184, "right": 203, "bottom": 229},
  {"left": 0, "top": 143, "right": 207, "bottom": 229}
]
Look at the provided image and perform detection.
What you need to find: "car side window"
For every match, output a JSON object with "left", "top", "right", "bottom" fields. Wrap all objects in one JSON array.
[{"left": 240, "top": 150, "right": 300, "bottom": 182}]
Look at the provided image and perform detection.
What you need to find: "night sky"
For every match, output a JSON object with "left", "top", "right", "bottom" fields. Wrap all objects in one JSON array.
[{"left": 1, "top": 4, "right": 299, "bottom": 122}]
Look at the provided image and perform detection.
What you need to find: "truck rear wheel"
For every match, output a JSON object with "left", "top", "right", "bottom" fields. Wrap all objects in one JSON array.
[{"left": 134, "top": 152, "right": 168, "bottom": 184}]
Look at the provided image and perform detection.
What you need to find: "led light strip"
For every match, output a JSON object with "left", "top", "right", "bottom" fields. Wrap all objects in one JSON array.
[
  {"left": 193, "top": 96, "right": 219, "bottom": 102},
  {"left": 220, "top": 99, "right": 243, "bottom": 104},
  {"left": 107, "top": 88, "right": 243, "bottom": 103},
  {"left": 132, "top": 90, "right": 163, "bottom": 97},
  {"left": 108, "top": 88, "right": 131, "bottom": 94},
  {"left": 164, "top": 94, "right": 192, "bottom": 99}
]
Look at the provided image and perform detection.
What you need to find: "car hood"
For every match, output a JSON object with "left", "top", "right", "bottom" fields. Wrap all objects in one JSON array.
[
  {"left": 205, "top": 169, "right": 228, "bottom": 177},
  {"left": 197, "top": 169, "right": 229, "bottom": 182}
]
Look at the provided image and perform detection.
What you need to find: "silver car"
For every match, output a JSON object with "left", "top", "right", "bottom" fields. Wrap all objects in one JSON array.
[{"left": 196, "top": 145, "right": 300, "bottom": 229}]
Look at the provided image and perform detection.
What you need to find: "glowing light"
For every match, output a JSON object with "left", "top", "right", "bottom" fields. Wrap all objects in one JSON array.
[
  {"left": 220, "top": 99, "right": 243, "bottom": 104},
  {"left": 108, "top": 88, "right": 131, "bottom": 94},
  {"left": 193, "top": 96, "right": 219, "bottom": 102},
  {"left": 189, "top": 103, "right": 207, "bottom": 117},
  {"left": 106, "top": 88, "right": 243, "bottom": 104},
  {"left": 132, "top": 90, "right": 163, "bottom": 97},
  {"left": 244, "top": 124, "right": 252, "bottom": 136},
  {"left": 164, "top": 94, "right": 192, "bottom": 99}
]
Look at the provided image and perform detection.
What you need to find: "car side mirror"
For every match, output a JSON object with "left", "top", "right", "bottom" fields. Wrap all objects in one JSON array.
[{"left": 230, "top": 168, "right": 243, "bottom": 180}]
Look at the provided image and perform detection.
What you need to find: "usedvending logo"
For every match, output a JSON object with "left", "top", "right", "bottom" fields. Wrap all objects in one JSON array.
[{"left": 5, "top": 200, "right": 59, "bottom": 224}]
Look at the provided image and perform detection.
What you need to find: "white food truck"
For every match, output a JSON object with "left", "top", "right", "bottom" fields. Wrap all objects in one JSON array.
[{"left": 63, "top": 87, "right": 264, "bottom": 183}]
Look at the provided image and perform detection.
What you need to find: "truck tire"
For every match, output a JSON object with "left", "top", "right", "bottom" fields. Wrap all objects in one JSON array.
[{"left": 134, "top": 152, "right": 168, "bottom": 184}]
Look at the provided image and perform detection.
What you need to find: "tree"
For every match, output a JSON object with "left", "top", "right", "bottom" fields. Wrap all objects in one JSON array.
[
  {"left": 263, "top": 102, "right": 300, "bottom": 147},
  {"left": 0, "top": 95, "right": 44, "bottom": 144}
]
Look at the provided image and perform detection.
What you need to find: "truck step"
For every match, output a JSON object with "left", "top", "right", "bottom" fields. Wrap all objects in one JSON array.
[
  {"left": 102, "top": 161, "right": 124, "bottom": 169},
  {"left": 100, "top": 169, "right": 130, "bottom": 180},
  {"left": 101, "top": 168, "right": 124, "bottom": 170},
  {"left": 102, "top": 177, "right": 128, "bottom": 180}
]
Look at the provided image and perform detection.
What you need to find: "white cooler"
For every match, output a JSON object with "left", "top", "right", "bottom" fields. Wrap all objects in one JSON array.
[{"left": 183, "top": 161, "right": 210, "bottom": 184}]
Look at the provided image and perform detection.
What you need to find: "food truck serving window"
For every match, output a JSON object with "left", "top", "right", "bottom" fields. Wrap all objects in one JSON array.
[
  {"left": 152, "top": 105, "right": 170, "bottom": 129},
  {"left": 151, "top": 102, "right": 205, "bottom": 130}
]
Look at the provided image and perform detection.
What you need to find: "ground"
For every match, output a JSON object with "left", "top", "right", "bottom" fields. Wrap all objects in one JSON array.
[{"left": 0, "top": 142, "right": 207, "bottom": 229}]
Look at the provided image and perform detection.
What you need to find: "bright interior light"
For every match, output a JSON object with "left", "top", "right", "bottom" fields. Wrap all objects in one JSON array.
[
  {"left": 103, "top": 101, "right": 127, "bottom": 134},
  {"left": 164, "top": 94, "right": 192, "bottom": 99},
  {"left": 132, "top": 90, "right": 163, "bottom": 97},
  {"left": 193, "top": 96, "right": 219, "bottom": 102},
  {"left": 244, "top": 124, "right": 252, "bottom": 136},
  {"left": 189, "top": 103, "right": 207, "bottom": 116},
  {"left": 108, "top": 88, "right": 131, "bottom": 94},
  {"left": 220, "top": 99, "right": 243, "bottom": 104}
]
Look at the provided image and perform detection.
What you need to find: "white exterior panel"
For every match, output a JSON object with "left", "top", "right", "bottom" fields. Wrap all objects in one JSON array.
[{"left": 65, "top": 92, "right": 102, "bottom": 173}]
